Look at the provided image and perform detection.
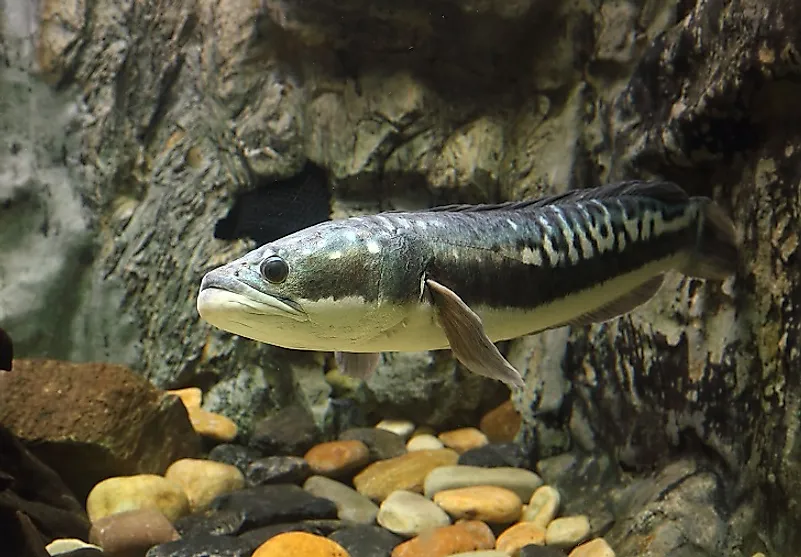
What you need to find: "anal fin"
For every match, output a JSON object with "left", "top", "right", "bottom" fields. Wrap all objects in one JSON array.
[
  {"left": 426, "top": 278, "right": 525, "bottom": 389},
  {"left": 335, "top": 352, "right": 381, "bottom": 380},
  {"left": 563, "top": 275, "right": 664, "bottom": 328}
]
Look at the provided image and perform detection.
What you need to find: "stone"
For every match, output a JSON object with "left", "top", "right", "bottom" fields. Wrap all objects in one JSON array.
[
  {"left": 304, "top": 440, "right": 371, "bottom": 478},
  {"left": 329, "top": 524, "right": 403, "bottom": 557},
  {"left": 174, "top": 508, "right": 246, "bottom": 537},
  {"left": 167, "top": 388, "right": 203, "bottom": 409},
  {"left": 545, "top": 516, "right": 591, "bottom": 549},
  {"left": 520, "top": 546, "right": 569, "bottom": 557},
  {"left": 165, "top": 458, "right": 245, "bottom": 512},
  {"left": 46, "top": 539, "right": 103, "bottom": 556},
  {"left": 250, "top": 404, "right": 321, "bottom": 456},
  {"left": 568, "top": 538, "right": 615, "bottom": 557},
  {"left": 424, "top": 466, "right": 543, "bottom": 502},
  {"left": 457, "top": 443, "right": 531, "bottom": 469},
  {"left": 339, "top": 428, "right": 407, "bottom": 461},
  {"left": 377, "top": 490, "right": 451, "bottom": 537},
  {"left": 433, "top": 486, "right": 522, "bottom": 523},
  {"left": 251, "top": 532, "right": 349, "bottom": 557},
  {"left": 86, "top": 475, "right": 190, "bottom": 523},
  {"left": 375, "top": 420, "right": 416, "bottom": 440},
  {"left": 211, "top": 484, "right": 338, "bottom": 529},
  {"left": 437, "top": 428, "right": 489, "bottom": 454},
  {"left": 209, "top": 444, "right": 262, "bottom": 475},
  {"left": 187, "top": 407, "right": 239, "bottom": 443},
  {"left": 449, "top": 552, "right": 509, "bottom": 557},
  {"left": 89, "top": 508, "right": 179, "bottom": 556},
  {"left": 495, "top": 522, "right": 547, "bottom": 554},
  {"left": 391, "top": 520, "right": 496, "bottom": 557},
  {"left": 146, "top": 534, "right": 252, "bottom": 557},
  {"left": 406, "top": 434, "right": 444, "bottom": 452},
  {"left": 479, "top": 401, "right": 522, "bottom": 443},
  {"left": 353, "top": 449, "right": 459, "bottom": 502},
  {"left": 303, "top": 475, "right": 379, "bottom": 524},
  {"left": 240, "top": 520, "right": 349, "bottom": 550},
  {"left": 0, "top": 360, "right": 200, "bottom": 501},
  {"left": 247, "top": 456, "right": 312, "bottom": 486},
  {"left": 522, "top": 485, "right": 561, "bottom": 528}
]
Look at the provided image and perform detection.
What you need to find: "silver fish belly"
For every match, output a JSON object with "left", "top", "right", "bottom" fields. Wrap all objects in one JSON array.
[{"left": 197, "top": 180, "right": 738, "bottom": 389}]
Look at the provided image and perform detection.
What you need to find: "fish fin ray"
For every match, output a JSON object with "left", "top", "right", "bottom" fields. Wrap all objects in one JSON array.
[
  {"left": 680, "top": 198, "right": 739, "bottom": 280},
  {"left": 410, "top": 180, "right": 689, "bottom": 214},
  {"left": 425, "top": 278, "right": 525, "bottom": 389},
  {"left": 335, "top": 352, "right": 381, "bottom": 380},
  {"left": 557, "top": 275, "right": 665, "bottom": 328}
]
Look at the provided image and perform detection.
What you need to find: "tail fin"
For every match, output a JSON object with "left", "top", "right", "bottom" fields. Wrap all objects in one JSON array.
[{"left": 680, "top": 198, "right": 739, "bottom": 280}]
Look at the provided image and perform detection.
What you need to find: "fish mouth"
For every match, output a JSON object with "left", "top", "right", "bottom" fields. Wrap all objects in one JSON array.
[{"left": 198, "top": 271, "right": 308, "bottom": 322}]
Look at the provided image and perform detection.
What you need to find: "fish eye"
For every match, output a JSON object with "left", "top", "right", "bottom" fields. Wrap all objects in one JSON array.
[{"left": 260, "top": 255, "right": 289, "bottom": 284}]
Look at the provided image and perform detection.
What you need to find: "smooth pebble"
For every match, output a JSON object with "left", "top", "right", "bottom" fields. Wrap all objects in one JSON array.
[
  {"left": 568, "top": 537, "right": 615, "bottom": 557},
  {"left": 187, "top": 407, "right": 238, "bottom": 442},
  {"left": 304, "top": 475, "right": 380, "bottom": 524},
  {"left": 391, "top": 520, "right": 496, "bottom": 557},
  {"left": 406, "top": 434, "right": 444, "bottom": 452},
  {"left": 86, "top": 474, "right": 189, "bottom": 523},
  {"left": 438, "top": 428, "right": 489, "bottom": 454},
  {"left": 45, "top": 539, "right": 103, "bottom": 556},
  {"left": 167, "top": 387, "right": 202, "bottom": 409},
  {"left": 495, "top": 521, "right": 547, "bottom": 553},
  {"left": 252, "top": 531, "right": 350, "bottom": 556},
  {"left": 424, "top": 465, "right": 543, "bottom": 501},
  {"left": 434, "top": 485, "right": 522, "bottom": 523},
  {"left": 304, "top": 440, "right": 371, "bottom": 477},
  {"left": 89, "top": 507, "right": 178, "bottom": 554},
  {"left": 479, "top": 400, "right": 522, "bottom": 443},
  {"left": 354, "top": 449, "right": 458, "bottom": 502},
  {"left": 377, "top": 490, "right": 451, "bottom": 537},
  {"left": 165, "top": 458, "right": 245, "bottom": 512},
  {"left": 523, "top": 485, "right": 561, "bottom": 528},
  {"left": 546, "top": 516, "right": 591, "bottom": 549},
  {"left": 375, "top": 419, "right": 416, "bottom": 440}
]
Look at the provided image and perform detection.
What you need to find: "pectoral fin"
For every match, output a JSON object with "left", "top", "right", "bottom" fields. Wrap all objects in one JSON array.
[
  {"left": 425, "top": 279, "right": 525, "bottom": 389},
  {"left": 335, "top": 352, "right": 381, "bottom": 380}
]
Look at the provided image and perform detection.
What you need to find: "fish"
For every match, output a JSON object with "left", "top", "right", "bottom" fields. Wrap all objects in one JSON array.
[
  {"left": 197, "top": 180, "right": 738, "bottom": 389},
  {"left": 0, "top": 327, "right": 13, "bottom": 371}
]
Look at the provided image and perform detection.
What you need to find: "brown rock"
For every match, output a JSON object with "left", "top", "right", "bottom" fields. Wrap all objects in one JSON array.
[
  {"left": 479, "top": 401, "right": 522, "bottom": 443},
  {"left": 0, "top": 360, "right": 201, "bottom": 501},
  {"left": 353, "top": 449, "right": 459, "bottom": 502},
  {"left": 252, "top": 531, "right": 350, "bottom": 556},
  {"left": 304, "top": 440, "right": 371, "bottom": 477},
  {"left": 187, "top": 407, "right": 238, "bottom": 442},
  {"left": 89, "top": 508, "right": 179, "bottom": 556},
  {"left": 568, "top": 537, "right": 616, "bottom": 557},
  {"left": 437, "top": 428, "right": 489, "bottom": 454},
  {"left": 495, "top": 521, "right": 546, "bottom": 554},
  {"left": 433, "top": 486, "right": 522, "bottom": 523},
  {"left": 391, "top": 520, "right": 495, "bottom": 557},
  {"left": 167, "top": 388, "right": 202, "bottom": 410}
]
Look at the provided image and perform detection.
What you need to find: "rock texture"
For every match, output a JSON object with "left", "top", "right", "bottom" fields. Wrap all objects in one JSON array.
[{"left": 1, "top": 0, "right": 800, "bottom": 554}]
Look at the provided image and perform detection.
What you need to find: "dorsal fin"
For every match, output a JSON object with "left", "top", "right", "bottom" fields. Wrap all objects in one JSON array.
[{"left": 407, "top": 180, "right": 689, "bottom": 214}]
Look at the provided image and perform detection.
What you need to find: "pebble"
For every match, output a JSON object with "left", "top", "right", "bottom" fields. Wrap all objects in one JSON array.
[
  {"left": 406, "top": 434, "right": 444, "bottom": 452},
  {"left": 304, "top": 475, "right": 380, "bottom": 524},
  {"left": 187, "top": 407, "right": 238, "bottom": 442},
  {"left": 247, "top": 456, "right": 312, "bottom": 486},
  {"left": 252, "top": 531, "right": 349, "bottom": 557},
  {"left": 167, "top": 387, "right": 202, "bottom": 409},
  {"left": 568, "top": 538, "right": 615, "bottom": 557},
  {"left": 86, "top": 474, "right": 190, "bottom": 523},
  {"left": 354, "top": 449, "right": 459, "bottom": 502},
  {"left": 165, "top": 458, "right": 245, "bottom": 512},
  {"left": 240, "top": 520, "right": 348, "bottom": 549},
  {"left": 424, "top": 465, "right": 543, "bottom": 502},
  {"left": 495, "top": 522, "right": 547, "bottom": 553},
  {"left": 458, "top": 443, "right": 531, "bottom": 469},
  {"left": 174, "top": 508, "right": 246, "bottom": 537},
  {"left": 522, "top": 486, "right": 561, "bottom": 528},
  {"left": 521, "top": 546, "right": 569, "bottom": 556},
  {"left": 340, "top": 428, "right": 407, "bottom": 461},
  {"left": 433, "top": 485, "right": 522, "bottom": 523},
  {"left": 391, "top": 520, "right": 496, "bottom": 557},
  {"left": 305, "top": 440, "right": 371, "bottom": 477},
  {"left": 89, "top": 508, "right": 179, "bottom": 555},
  {"left": 437, "top": 428, "right": 489, "bottom": 454},
  {"left": 377, "top": 490, "right": 451, "bottom": 537},
  {"left": 146, "top": 533, "right": 251, "bottom": 557},
  {"left": 208, "top": 443, "right": 262, "bottom": 474},
  {"left": 211, "top": 484, "right": 338, "bottom": 529},
  {"left": 329, "top": 524, "right": 403, "bottom": 557},
  {"left": 46, "top": 539, "right": 103, "bottom": 555},
  {"left": 250, "top": 404, "right": 321, "bottom": 455},
  {"left": 545, "top": 516, "right": 591, "bottom": 549},
  {"left": 375, "top": 419, "right": 416, "bottom": 440},
  {"left": 479, "top": 400, "right": 522, "bottom": 443}
]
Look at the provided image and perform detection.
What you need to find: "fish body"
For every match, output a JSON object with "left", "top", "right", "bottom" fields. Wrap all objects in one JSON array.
[{"left": 197, "top": 180, "right": 738, "bottom": 388}]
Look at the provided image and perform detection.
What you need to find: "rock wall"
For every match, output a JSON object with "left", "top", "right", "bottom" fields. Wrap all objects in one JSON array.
[{"left": 1, "top": 0, "right": 800, "bottom": 553}]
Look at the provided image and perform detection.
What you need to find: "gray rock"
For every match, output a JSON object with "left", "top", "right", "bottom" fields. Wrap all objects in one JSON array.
[
  {"left": 146, "top": 534, "right": 251, "bottom": 557},
  {"left": 339, "top": 428, "right": 406, "bottom": 461},
  {"left": 303, "top": 475, "right": 379, "bottom": 524},
  {"left": 457, "top": 443, "right": 531, "bottom": 469},
  {"left": 518, "top": 546, "right": 567, "bottom": 557},
  {"left": 211, "top": 484, "right": 338, "bottom": 530},
  {"left": 377, "top": 490, "right": 451, "bottom": 537},
  {"left": 249, "top": 405, "right": 321, "bottom": 456},
  {"left": 328, "top": 524, "right": 402, "bottom": 557},
  {"left": 246, "top": 456, "right": 311, "bottom": 486},
  {"left": 424, "top": 465, "right": 543, "bottom": 501},
  {"left": 238, "top": 519, "right": 349, "bottom": 551},
  {"left": 208, "top": 444, "right": 262, "bottom": 475},
  {"left": 173, "top": 508, "right": 246, "bottom": 537}
]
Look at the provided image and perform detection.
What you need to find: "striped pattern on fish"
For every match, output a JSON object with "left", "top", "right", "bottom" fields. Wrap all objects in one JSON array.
[{"left": 197, "top": 180, "right": 738, "bottom": 389}]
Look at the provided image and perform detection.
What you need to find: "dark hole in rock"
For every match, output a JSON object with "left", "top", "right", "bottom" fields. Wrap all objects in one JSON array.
[{"left": 214, "top": 162, "right": 332, "bottom": 246}]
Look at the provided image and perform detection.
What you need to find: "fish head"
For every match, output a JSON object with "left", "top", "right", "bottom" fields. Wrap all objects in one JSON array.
[{"left": 197, "top": 219, "right": 417, "bottom": 350}]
